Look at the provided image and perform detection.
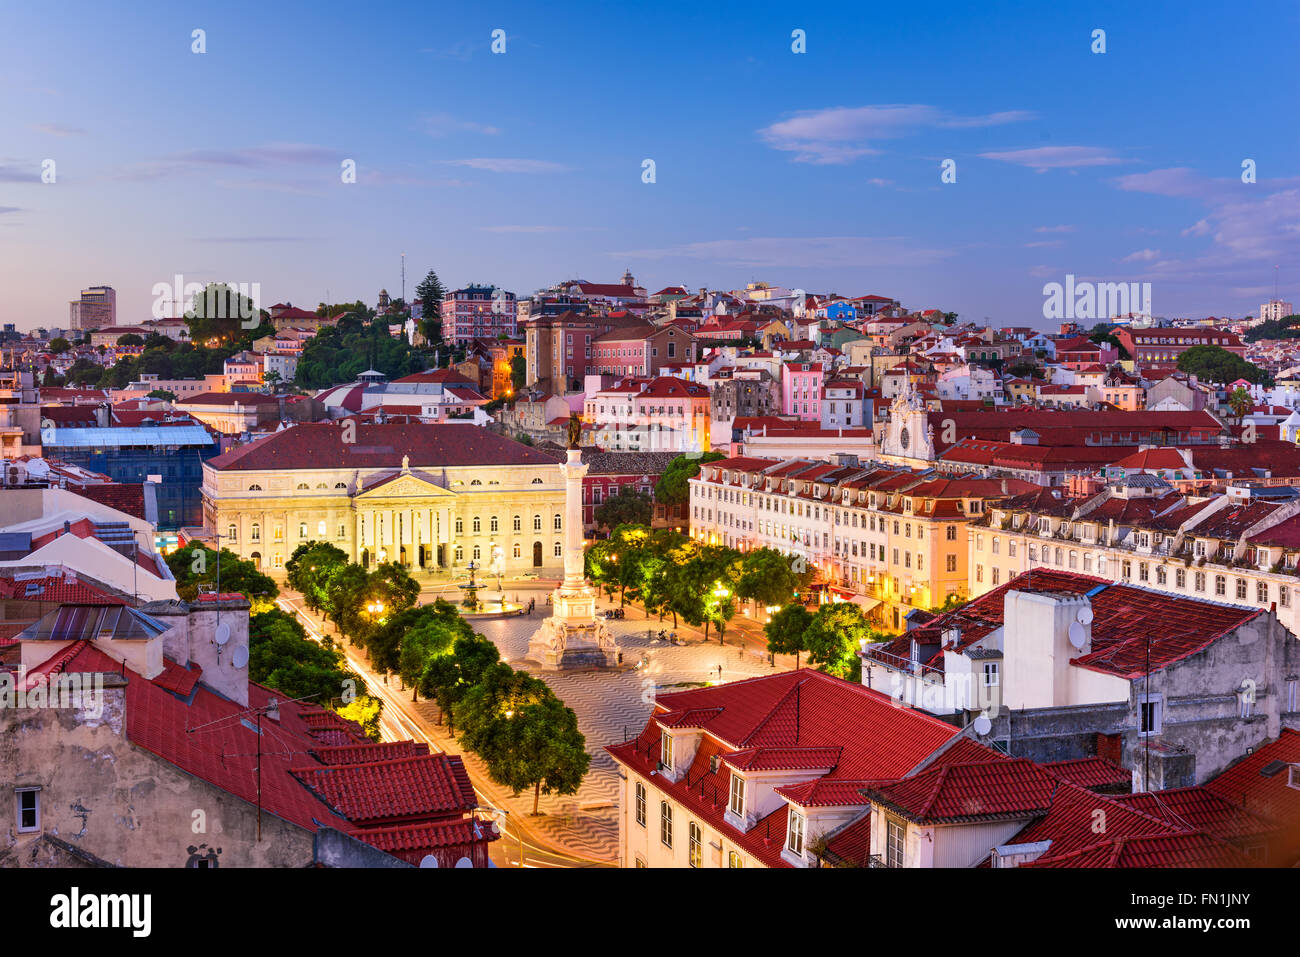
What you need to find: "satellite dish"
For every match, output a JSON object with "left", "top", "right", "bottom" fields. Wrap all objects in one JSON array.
[
  {"left": 231, "top": 645, "right": 249, "bottom": 669},
  {"left": 419, "top": 855, "right": 440, "bottom": 868},
  {"left": 215, "top": 622, "right": 231, "bottom": 645},
  {"left": 454, "top": 856, "right": 473, "bottom": 868},
  {"left": 1077, "top": 607, "right": 1094, "bottom": 625},
  {"left": 1068, "top": 621, "right": 1087, "bottom": 650},
  {"left": 973, "top": 714, "right": 992, "bottom": 736}
]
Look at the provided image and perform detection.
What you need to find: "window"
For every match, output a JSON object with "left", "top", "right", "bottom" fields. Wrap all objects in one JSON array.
[
  {"left": 635, "top": 858, "right": 646, "bottom": 868},
  {"left": 472, "top": 545, "right": 481, "bottom": 561},
  {"left": 299, "top": 522, "right": 307, "bottom": 539},
  {"left": 946, "top": 554, "right": 957, "bottom": 573},
  {"left": 1139, "top": 694, "right": 1162, "bottom": 736},
  {"left": 1282, "top": 586, "right": 1291, "bottom": 608},
  {"left": 251, "top": 523, "right": 260, "bottom": 542},
  {"left": 513, "top": 515, "right": 522, "bottom": 532},
  {"left": 226, "top": 523, "right": 237, "bottom": 542},
  {"left": 16, "top": 788, "right": 39, "bottom": 833},
  {"left": 1236, "top": 578, "right": 1248, "bottom": 600},
  {"left": 1215, "top": 575, "right": 1226, "bottom": 597},
  {"left": 976, "top": 564, "right": 983, "bottom": 583},
  {"left": 728, "top": 850, "right": 743, "bottom": 868},
  {"left": 455, "top": 518, "right": 464, "bottom": 535},
  {"left": 1195, "top": 572, "right": 1206, "bottom": 593},
  {"left": 1257, "top": 581, "right": 1268, "bottom": 603},
  {"left": 1176, "top": 568, "right": 1186, "bottom": 588},
  {"left": 553, "top": 542, "right": 562, "bottom": 558},
  {"left": 689, "top": 822, "right": 703, "bottom": 867},
  {"left": 660, "top": 734, "right": 673, "bottom": 771},
  {"left": 338, "top": 523, "right": 346, "bottom": 539},
  {"left": 554, "top": 514, "right": 562, "bottom": 531},
  {"left": 886, "top": 818, "right": 905, "bottom": 867},
  {"left": 472, "top": 516, "right": 481, "bottom": 533},
  {"left": 1156, "top": 566, "right": 1167, "bottom": 585},
  {"left": 513, "top": 543, "right": 521, "bottom": 559},
  {"left": 984, "top": 662, "right": 1000, "bottom": 687},
  {"left": 660, "top": 802, "right": 673, "bottom": 848},
  {"left": 946, "top": 525, "right": 957, "bottom": 541},
  {"left": 635, "top": 781, "right": 646, "bottom": 826},
  {"left": 534, "top": 515, "right": 542, "bottom": 532},
  {"left": 786, "top": 810, "right": 805, "bottom": 856},
  {"left": 728, "top": 773, "right": 744, "bottom": 817}
]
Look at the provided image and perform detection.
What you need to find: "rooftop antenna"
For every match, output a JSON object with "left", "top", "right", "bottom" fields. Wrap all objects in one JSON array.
[{"left": 401, "top": 253, "right": 406, "bottom": 306}]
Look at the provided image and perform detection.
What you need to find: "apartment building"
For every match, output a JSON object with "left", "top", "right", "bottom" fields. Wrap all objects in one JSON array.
[
  {"left": 967, "top": 476, "right": 1300, "bottom": 637},
  {"left": 688, "top": 456, "right": 1032, "bottom": 631}
]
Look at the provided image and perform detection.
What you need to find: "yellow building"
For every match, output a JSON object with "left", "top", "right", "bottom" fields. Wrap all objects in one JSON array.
[{"left": 202, "top": 422, "right": 567, "bottom": 576}]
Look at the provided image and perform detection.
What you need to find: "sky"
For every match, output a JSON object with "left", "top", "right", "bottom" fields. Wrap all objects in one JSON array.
[{"left": 1, "top": 0, "right": 1297, "bottom": 332}]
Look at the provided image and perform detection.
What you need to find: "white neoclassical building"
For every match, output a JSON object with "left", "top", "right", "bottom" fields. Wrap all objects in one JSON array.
[{"left": 201, "top": 421, "right": 567, "bottom": 576}]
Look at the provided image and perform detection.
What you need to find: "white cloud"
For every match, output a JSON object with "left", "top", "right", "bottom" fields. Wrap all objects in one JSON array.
[
  {"left": 759, "top": 104, "right": 1033, "bottom": 165},
  {"left": 1122, "top": 248, "right": 1162, "bottom": 262},
  {"left": 1034, "top": 224, "right": 1076, "bottom": 233},
  {"left": 980, "top": 146, "right": 1125, "bottom": 171}
]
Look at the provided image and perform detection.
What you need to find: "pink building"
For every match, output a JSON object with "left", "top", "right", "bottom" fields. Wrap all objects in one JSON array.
[
  {"left": 441, "top": 285, "right": 517, "bottom": 344},
  {"left": 781, "top": 361, "right": 825, "bottom": 421}
]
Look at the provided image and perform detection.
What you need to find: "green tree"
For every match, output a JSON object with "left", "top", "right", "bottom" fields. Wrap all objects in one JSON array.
[
  {"left": 457, "top": 664, "right": 590, "bottom": 815},
  {"left": 1177, "top": 344, "right": 1268, "bottom": 385},
  {"left": 323, "top": 562, "right": 372, "bottom": 641},
  {"left": 420, "top": 633, "right": 501, "bottom": 733},
  {"left": 146, "top": 388, "right": 177, "bottom": 401},
  {"left": 655, "top": 451, "right": 726, "bottom": 507},
  {"left": 184, "top": 282, "right": 262, "bottom": 347},
  {"left": 765, "top": 602, "right": 813, "bottom": 668},
  {"left": 414, "top": 270, "right": 446, "bottom": 343},
  {"left": 263, "top": 370, "right": 282, "bottom": 392},
  {"left": 285, "top": 541, "right": 349, "bottom": 614},
  {"left": 594, "top": 488, "right": 654, "bottom": 530},
  {"left": 117, "top": 333, "right": 144, "bottom": 346},
  {"left": 803, "top": 603, "right": 883, "bottom": 681},
  {"left": 510, "top": 354, "right": 526, "bottom": 393},
  {"left": 1228, "top": 386, "right": 1253, "bottom": 420},
  {"left": 736, "top": 547, "right": 798, "bottom": 609},
  {"left": 49, "top": 337, "right": 71, "bottom": 354},
  {"left": 166, "top": 543, "right": 278, "bottom": 609}
]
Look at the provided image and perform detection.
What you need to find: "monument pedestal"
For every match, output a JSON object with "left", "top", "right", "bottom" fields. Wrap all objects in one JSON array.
[{"left": 525, "top": 445, "right": 620, "bottom": 670}]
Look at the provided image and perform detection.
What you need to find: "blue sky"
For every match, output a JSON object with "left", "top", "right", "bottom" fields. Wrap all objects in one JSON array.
[{"left": 1, "top": 0, "right": 1297, "bottom": 331}]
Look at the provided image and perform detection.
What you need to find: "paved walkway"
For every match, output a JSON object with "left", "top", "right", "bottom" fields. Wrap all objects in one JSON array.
[{"left": 283, "top": 584, "right": 798, "bottom": 864}]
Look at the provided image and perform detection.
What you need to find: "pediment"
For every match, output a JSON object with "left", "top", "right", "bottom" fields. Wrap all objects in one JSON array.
[{"left": 354, "top": 470, "right": 455, "bottom": 500}]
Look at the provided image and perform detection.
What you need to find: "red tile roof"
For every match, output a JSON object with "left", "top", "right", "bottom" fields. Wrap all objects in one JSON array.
[
  {"left": 1044, "top": 756, "right": 1131, "bottom": 790},
  {"left": 1023, "top": 831, "right": 1255, "bottom": 868},
  {"left": 289, "top": 753, "right": 477, "bottom": 825},
  {"left": 862, "top": 758, "right": 1058, "bottom": 824},
  {"left": 208, "top": 422, "right": 560, "bottom": 471},
  {"left": 607, "top": 670, "right": 959, "bottom": 867}
]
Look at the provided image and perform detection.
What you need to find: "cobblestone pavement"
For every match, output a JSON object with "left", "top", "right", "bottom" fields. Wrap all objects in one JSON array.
[{"left": 465, "top": 607, "right": 786, "bottom": 862}]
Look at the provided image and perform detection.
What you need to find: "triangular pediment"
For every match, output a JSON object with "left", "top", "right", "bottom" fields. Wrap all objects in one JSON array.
[{"left": 354, "top": 469, "right": 455, "bottom": 499}]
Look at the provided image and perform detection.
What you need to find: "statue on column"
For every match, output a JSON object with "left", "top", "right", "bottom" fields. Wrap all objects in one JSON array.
[{"left": 567, "top": 412, "right": 582, "bottom": 450}]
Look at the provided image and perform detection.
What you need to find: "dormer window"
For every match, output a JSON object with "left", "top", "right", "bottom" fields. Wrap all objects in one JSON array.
[
  {"left": 660, "top": 734, "right": 673, "bottom": 771},
  {"left": 1289, "top": 765, "right": 1300, "bottom": 791},
  {"left": 728, "top": 772, "right": 744, "bottom": 817},
  {"left": 786, "top": 809, "right": 805, "bottom": 856}
]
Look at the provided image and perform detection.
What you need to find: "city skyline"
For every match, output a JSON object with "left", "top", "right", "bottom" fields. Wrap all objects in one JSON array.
[{"left": 2, "top": 0, "right": 1298, "bottom": 329}]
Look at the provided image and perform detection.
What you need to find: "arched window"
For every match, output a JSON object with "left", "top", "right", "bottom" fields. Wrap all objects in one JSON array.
[
  {"left": 298, "top": 522, "right": 307, "bottom": 539},
  {"left": 472, "top": 545, "right": 481, "bottom": 560},
  {"left": 490, "top": 516, "right": 499, "bottom": 533},
  {"left": 470, "top": 479, "right": 482, "bottom": 486},
  {"left": 513, "top": 515, "right": 521, "bottom": 532},
  {"left": 249, "top": 484, "right": 262, "bottom": 491},
  {"left": 455, "top": 518, "right": 464, "bottom": 535},
  {"left": 335, "top": 482, "right": 347, "bottom": 489},
  {"left": 226, "top": 524, "right": 237, "bottom": 542},
  {"left": 472, "top": 517, "right": 481, "bottom": 533},
  {"left": 531, "top": 477, "right": 544, "bottom": 484},
  {"left": 454, "top": 545, "right": 464, "bottom": 562},
  {"left": 533, "top": 515, "right": 542, "bottom": 532},
  {"left": 554, "top": 542, "right": 562, "bottom": 557},
  {"left": 317, "top": 520, "right": 327, "bottom": 536},
  {"left": 297, "top": 483, "right": 308, "bottom": 490},
  {"left": 251, "top": 523, "right": 261, "bottom": 542},
  {"left": 512, "top": 543, "right": 521, "bottom": 558},
  {"left": 553, "top": 514, "right": 562, "bottom": 531}
]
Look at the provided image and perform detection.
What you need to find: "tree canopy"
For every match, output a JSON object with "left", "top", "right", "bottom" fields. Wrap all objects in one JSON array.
[
  {"left": 1176, "top": 344, "right": 1269, "bottom": 385},
  {"left": 655, "top": 451, "right": 726, "bottom": 507}
]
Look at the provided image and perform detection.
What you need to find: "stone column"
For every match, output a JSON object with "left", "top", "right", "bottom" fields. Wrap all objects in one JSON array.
[{"left": 561, "top": 448, "right": 588, "bottom": 592}]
